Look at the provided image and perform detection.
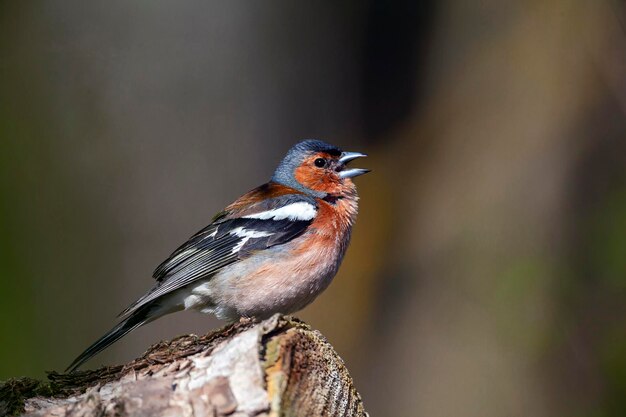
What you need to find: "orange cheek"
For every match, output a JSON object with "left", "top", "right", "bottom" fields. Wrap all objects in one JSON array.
[{"left": 294, "top": 166, "right": 342, "bottom": 194}]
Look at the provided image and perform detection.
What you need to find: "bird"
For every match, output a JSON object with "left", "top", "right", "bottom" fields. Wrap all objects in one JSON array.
[{"left": 66, "top": 139, "right": 369, "bottom": 372}]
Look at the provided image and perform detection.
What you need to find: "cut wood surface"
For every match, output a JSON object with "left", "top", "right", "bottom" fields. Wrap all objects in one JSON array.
[{"left": 0, "top": 315, "right": 367, "bottom": 417}]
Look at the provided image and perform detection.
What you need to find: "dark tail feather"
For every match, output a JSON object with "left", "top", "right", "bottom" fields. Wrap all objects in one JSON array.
[{"left": 66, "top": 304, "right": 157, "bottom": 373}]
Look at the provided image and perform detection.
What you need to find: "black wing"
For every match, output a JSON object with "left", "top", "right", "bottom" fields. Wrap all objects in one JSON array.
[{"left": 118, "top": 195, "right": 317, "bottom": 318}]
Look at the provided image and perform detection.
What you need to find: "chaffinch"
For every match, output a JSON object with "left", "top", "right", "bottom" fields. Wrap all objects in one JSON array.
[{"left": 67, "top": 139, "right": 369, "bottom": 372}]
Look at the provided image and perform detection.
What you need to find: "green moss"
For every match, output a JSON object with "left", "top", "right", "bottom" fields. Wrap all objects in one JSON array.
[{"left": 0, "top": 377, "right": 53, "bottom": 416}]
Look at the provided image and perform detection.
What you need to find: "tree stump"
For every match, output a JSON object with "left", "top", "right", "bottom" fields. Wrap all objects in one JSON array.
[{"left": 0, "top": 315, "right": 367, "bottom": 417}]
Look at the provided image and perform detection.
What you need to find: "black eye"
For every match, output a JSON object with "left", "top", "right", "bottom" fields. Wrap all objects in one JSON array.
[{"left": 314, "top": 158, "right": 327, "bottom": 168}]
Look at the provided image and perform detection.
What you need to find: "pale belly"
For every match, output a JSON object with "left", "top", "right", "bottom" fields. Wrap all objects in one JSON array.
[{"left": 184, "top": 230, "right": 349, "bottom": 320}]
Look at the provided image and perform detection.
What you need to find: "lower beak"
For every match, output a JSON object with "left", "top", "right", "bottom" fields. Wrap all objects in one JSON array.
[{"left": 338, "top": 152, "right": 370, "bottom": 179}]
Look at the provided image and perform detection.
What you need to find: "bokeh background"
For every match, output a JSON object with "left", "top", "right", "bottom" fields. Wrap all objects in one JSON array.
[{"left": 2, "top": 1, "right": 626, "bottom": 416}]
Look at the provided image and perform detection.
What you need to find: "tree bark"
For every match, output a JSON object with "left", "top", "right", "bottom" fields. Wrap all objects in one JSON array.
[{"left": 0, "top": 315, "right": 367, "bottom": 417}]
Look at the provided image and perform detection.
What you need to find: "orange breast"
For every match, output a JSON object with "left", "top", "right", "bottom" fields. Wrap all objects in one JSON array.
[{"left": 207, "top": 197, "right": 358, "bottom": 318}]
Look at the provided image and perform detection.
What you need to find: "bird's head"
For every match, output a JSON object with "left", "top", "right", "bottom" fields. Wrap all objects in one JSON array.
[{"left": 272, "top": 139, "right": 369, "bottom": 198}]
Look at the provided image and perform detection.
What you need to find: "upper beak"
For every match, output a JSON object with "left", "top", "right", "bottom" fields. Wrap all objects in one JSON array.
[{"left": 338, "top": 151, "right": 370, "bottom": 179}]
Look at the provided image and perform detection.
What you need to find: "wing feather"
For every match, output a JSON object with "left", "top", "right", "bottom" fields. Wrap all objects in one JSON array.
[{"left": 118, "top": 188, "right": 318, "bottom": 319}]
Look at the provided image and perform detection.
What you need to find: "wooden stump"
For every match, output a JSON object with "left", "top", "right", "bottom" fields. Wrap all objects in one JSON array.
[{"left": 0, "top": 315, "right": 367, "bottom": 417}]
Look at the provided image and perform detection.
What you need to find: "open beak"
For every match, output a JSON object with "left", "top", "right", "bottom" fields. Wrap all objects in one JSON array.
[{"left": 338, "top": 151, "right": 370, "bottom": 179}]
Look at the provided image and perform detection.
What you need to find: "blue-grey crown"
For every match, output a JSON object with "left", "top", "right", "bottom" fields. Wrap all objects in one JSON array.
[{"left": 271, "top": 139, "right": 342, "bottom": 196}]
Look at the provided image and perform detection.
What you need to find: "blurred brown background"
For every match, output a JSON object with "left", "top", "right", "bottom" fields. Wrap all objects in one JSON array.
[{"left": 1, "top": 1, "right": 626, "bottom": 416}]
